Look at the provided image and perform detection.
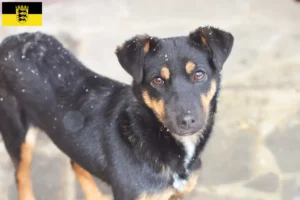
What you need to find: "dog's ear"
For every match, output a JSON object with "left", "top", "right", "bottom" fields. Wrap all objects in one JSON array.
[
  {"left": 116, "top": 35, "right": 152, "bottom": 84},
  {"left": 189, "top": 26, "right": 234, "bottom": 71}
]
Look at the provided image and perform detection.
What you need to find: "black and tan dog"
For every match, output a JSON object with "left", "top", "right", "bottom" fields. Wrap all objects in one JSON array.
[{"left": 0, "top": 26, "right": 233, "bottom": 200}]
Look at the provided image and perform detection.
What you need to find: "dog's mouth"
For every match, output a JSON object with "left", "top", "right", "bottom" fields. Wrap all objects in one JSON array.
[
  {"left": 160, "top": 125, "right": 200, "bottom": 136},
  {"left": 173, "top": 130, "right": 199, "bottom": 136},
  {"left": 162, "top": 109, "right": 206, "bottom": 137}
]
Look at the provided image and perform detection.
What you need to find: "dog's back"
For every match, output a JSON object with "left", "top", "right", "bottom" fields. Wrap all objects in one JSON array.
[
  {"left": 0, "top": 32, "right": 128, "bottom": 123},
  {"left": 0, "top": 32, "right": 128, "bottom": 179},
  {"left": 0, "top": 32, "right": 93, "bottom": 110},
  {"left": 0, "top": 33, "right": 80, "bottom": 112}
]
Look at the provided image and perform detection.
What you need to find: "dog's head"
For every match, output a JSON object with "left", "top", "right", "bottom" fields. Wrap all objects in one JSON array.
[{"left": 116, "top": 26, "right": 233, "bottom": 136}]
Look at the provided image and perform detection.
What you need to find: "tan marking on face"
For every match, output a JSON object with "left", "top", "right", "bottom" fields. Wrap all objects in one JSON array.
[
  {"left": 72, "top": 162, "right": 109, "bottom": 200},
  {"left": 170, "top": 171, "right": 200, "bottom": 199},
  {"left": 137, "top": 188, "right": 175, "bottom": 200},
  {"left": 161, "top": 66, "right": 170, "bottom": 80},
  {"left": 142, "top": 91, "right": 165, "bottom": 122},
  {"left": 185, "top": 61, "right": 195, "bottom": 74},
  {"left": 144, "top": 40, "right": 150, "bottom": 54},
  {"left": 17, "top": 126, "right": 39, "bottom": 200},
  {"left": 200, "top": 80, "right": 217, "bottom": 119}
]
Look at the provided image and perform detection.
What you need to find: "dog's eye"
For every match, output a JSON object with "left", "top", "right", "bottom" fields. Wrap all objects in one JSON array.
[
  {"left": 152, "top": 77, "right": 164, "bottom": 85},
  {"left": 193, "top": 71, "right": 205, "bottom": 81}
]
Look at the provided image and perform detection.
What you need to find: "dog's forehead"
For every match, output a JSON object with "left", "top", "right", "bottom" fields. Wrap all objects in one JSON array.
[
  {"left": 145, "top": 37, "right": 209, "bottom": 72},
  {"left": 159, "top": 37, "right": 193, "bottom": 55}
]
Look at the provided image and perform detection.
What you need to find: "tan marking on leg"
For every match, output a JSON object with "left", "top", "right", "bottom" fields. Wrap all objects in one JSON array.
[
  {"left": 137, "top": 188, "right": 175, "bottom": 200},
  {"left": 17, "top": 126, "right": 38, "bottom": 200},
  {"left": 161, "top": 66, "right": 170, "bottom": 80},
  {"left": 185, "top": 61, "right": 195, "bottom": 74},
  {"left": 144, "top": 40, "right": 150, "bottom": 54},
  {"left": 200, "top": 80, "right": 217, "bottom": 119},
  {"left": 142, "top": 91, "right": 165, "bottom": 122},
  {"left": 71, "top": 162, "right": 108, "bottom": 200}
]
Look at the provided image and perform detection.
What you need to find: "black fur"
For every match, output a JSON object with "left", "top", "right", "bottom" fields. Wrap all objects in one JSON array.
[
  {"left": 0, "top": 26, "right": 233, "bottom": 200},
  {"left": 189, "top": 26, "right": 233, "bottom": 71}
]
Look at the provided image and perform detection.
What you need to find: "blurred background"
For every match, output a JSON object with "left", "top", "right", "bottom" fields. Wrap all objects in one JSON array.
[{"left": 0, "top": 0, "right": 300, "bottom": 199}]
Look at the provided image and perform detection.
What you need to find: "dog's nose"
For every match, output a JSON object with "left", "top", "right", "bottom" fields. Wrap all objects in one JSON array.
[{"left": 179, "top": 115, "right": 195, "bottom": 129}]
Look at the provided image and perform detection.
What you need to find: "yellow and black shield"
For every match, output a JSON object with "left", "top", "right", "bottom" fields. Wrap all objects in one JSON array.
[{"left": 16, "top": 5, "right": 29, "bottom": 24}]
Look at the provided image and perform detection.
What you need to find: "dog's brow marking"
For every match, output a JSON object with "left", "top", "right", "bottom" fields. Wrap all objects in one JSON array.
[
  {"left": 144, "top": 40, "right": 150, "bottom": 54},
  {"left": 142, "top": 91, "right": 165, "bottom": 122},
  {"left": 161, "top": 66, "right": 170, "bottom": 80},
  {"left": 185, "top": 61, "right": 195, "bottom": 74},
  {"left": 71, "top": 162, "right": 108, "bottom": 200},
  {"left": 201, "top": 80, "right": 217, "bottom": 119},
  {"left": 17, "top": 126, "right": 39, "bottom": 200}
]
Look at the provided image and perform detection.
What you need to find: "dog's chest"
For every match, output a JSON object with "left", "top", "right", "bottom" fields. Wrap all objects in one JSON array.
[
  {"left": 172, "top": 173, "right": 188, "bottom": 192},
  {"left": 172, "top": 137, "right": 198, "bottom": 191},
  {"left": 181, "top": 137, "right": 197, "bottom": 167}
]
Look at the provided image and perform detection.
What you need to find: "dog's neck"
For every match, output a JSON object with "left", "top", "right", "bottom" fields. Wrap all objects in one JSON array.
[
  {"left": 122, "top": 92, "right": 216, "bottom": 177},
  {"left": 171, "top": 133, "right": 201, "bottom": 167}
]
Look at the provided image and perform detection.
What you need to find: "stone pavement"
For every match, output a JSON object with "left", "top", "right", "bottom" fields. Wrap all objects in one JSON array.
[{"left": 0, "top": 0, "right": 300, "bottom": 199}]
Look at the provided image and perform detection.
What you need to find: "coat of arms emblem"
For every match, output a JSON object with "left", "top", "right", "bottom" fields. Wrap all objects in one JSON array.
[{"left": 15, "top": 5, "right": 28, "bottom": 23}]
